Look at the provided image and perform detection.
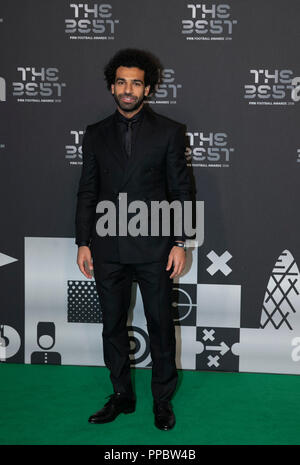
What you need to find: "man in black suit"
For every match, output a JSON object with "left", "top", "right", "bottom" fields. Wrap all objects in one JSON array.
[{"left": 75, "top": 49, "right": 192, "bottom": 430}]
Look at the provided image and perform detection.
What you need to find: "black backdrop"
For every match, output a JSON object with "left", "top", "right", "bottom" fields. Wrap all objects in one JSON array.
[{"left": 1, "top": 0, "right": 300, "bottom": 374}]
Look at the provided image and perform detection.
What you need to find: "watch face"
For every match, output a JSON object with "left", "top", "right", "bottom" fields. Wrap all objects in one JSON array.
[{"left": 175, "top": 243, "right": 185, "bottom": 250}]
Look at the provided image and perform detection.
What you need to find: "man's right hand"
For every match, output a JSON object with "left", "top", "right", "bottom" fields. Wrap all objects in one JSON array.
[{"left": 77, "top": 246, "right": 93, "bottom": 279}]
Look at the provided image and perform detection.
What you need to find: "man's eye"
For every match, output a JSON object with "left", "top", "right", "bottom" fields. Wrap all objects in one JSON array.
[{"left": 134, "top": 82, "right": 141, "bottom": 86}]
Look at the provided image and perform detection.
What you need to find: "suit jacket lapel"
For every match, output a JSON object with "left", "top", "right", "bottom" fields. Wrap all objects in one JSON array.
[
  {"left": 118, "top": 109, "right": 156, "bottom": 191},
  {"left": 99, "top": 115, "right": 128, "bottom": 169}
]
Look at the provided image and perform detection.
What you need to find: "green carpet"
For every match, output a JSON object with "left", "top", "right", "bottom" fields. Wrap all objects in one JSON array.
[{"left": 1, "top": 363, "right": 300, "bottom": 445}]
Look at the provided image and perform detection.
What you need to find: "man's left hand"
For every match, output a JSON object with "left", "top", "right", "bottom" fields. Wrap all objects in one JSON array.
[{"left": 166, "top": 246, "right": 186, "bottom": 278}]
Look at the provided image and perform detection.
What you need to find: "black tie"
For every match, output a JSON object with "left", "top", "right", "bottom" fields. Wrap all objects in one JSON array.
[{"left": 125, "top": 121, "right": 133, "bottom": 158}]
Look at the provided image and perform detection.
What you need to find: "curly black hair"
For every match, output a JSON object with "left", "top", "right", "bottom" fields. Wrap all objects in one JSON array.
[{"left": 104, "top": 48, "right": 161, "bottom": 95}]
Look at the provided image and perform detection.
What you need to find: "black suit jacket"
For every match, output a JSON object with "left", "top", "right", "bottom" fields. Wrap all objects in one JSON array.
[{"left": 75, "top": 107, "right": 192, "bottom": 263}]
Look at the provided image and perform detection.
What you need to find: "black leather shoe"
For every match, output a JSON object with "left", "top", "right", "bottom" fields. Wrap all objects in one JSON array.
[
  {"left": 88, "top": 393, "right": 136, "bottom": 424},
  {"left": 153, "top": 401, "right": 175, "bottom": 431}
]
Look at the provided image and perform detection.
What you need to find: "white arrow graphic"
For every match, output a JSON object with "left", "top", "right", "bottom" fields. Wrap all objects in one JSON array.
[
  {"left": 0, "top": 252, "right": 18, "bottom": 267},
  {"left": 205, "top": 341, "right": 230, "bottom": 356}
]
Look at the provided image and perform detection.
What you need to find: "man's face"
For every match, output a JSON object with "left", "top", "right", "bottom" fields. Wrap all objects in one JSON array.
[{"left": 111, "top": 66, "right": 150, "bottom": 113}]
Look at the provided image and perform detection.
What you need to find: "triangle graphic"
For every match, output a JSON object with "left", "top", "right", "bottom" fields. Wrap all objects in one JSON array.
[{"left": 0, "top": 252, "right": 18, "bottom": 267}]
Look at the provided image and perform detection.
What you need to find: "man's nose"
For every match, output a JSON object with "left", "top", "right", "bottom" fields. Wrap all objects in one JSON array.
[{"left": 124, "top": 82, "right": 133, "bottom": 94}]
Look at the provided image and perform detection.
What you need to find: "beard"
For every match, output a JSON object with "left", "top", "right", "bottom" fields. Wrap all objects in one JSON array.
[{"left": 113, "top": 92, "right": 145, "bottom": 113}]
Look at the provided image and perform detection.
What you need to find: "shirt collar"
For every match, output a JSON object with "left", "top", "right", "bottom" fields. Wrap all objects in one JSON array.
[{"left": 114, "top": 105, "right": 145, "bottom": 124}]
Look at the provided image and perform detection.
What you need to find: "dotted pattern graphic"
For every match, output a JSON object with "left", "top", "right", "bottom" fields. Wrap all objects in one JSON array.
[{"left": 67, "top": 280, "right": 102, "bottom": 323}]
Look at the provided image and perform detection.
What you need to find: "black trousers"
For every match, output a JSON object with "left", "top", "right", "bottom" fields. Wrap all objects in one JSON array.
[{"left": 92, "top": 259, "right": 178, "bottom": 403}]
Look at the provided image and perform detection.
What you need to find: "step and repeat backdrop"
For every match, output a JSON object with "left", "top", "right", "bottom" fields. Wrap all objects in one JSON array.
[{"left": 1, "top": 0, "right": 300, "bottom": 375}]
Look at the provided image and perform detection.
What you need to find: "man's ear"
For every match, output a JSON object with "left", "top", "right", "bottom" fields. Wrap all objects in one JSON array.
[
  {"left": 111, "top": 84, "right": 115, "bottom": 95},
  {"left": 144, "top": 85, "right": 150, "bottom": 96}
]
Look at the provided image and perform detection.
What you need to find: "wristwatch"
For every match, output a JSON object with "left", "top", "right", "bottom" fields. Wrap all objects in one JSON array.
[{"left": 174, "top": 241, "right": 186, "bottom": 251}]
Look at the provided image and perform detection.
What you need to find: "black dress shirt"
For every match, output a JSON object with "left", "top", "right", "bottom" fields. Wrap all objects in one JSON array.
[{"left": 114, "top": 105, "right": 145, "bottom": 157}]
